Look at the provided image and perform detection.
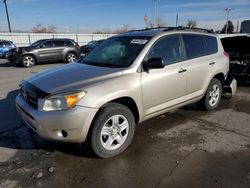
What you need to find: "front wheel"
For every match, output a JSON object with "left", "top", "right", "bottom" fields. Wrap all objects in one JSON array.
[
  {"left": 22, "top": 55, "right": 36, "bottom": 67},
  {"left": 90, "top": 103, "right": 135, "bottom": 158},
  {"left": 4, "top": 52, "right": 9, "bottom": 59},
  {"left": 202, "top": 78, "right": 222, "bottom": 111}
]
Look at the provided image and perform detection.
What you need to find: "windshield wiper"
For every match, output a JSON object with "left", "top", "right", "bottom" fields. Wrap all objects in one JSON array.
[{"left": 81, "top": 60, "right": 122, "bottom": 68}]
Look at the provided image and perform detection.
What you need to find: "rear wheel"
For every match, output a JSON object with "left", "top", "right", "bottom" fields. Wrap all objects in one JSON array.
[
  {"left": 202, "top": 78, "right": 222, "bottom": 110},
  {"left": 90, "top": 103, "right": 135, "bottom": 158},
  {"left": 22, "top": 55, "right": 36, "bottom": 67},
  {"left": 66, "top": 53, "right": 77, "bottom": 63}
]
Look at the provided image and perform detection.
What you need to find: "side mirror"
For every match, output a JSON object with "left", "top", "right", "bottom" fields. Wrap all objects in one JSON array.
[
  {"left": 39, "top": 45, "right": 43, "bottom": 48},
  {"left": 145, "top": 58, "right": 165, "bottom": 70}
]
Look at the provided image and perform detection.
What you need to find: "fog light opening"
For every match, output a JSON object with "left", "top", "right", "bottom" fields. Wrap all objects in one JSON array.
[{"left": 56, "top": 130, "right": 68, "bottom": 138}]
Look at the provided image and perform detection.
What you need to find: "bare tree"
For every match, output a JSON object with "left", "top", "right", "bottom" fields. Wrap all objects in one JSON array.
[
  {"left": 221, "top": 20, "right": 234, "bottom": 33},
  {"left": 186, "top": 19, "right": 197, "bottom": 28},
  {"left": 146, "top": 16, "right": 167, "bottom": 28},
  {"left": 32, "top": 24, "right": 57, "bottom": 33},
  {"left": 47, "top": 25, "right": 57, "bottom": 33},
  {"left": 93, "top": 25, "right": 132, "bottom": 34}
]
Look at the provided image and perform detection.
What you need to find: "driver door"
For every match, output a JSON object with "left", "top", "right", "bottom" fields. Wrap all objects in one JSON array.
[
  {"left": 37, "top": 40, "right": 56, "bottom": 62},
  {"left": 141, "top": 35, "right": 187, "bottom": 117}
]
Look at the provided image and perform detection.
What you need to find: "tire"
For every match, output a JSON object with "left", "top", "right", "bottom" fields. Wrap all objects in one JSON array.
[
  {"left": 22, "top": 55, "right": 36, "bottom": 67},
  {"left": 66, "top": 52, "right": 77, "bottom": 63},
  {"left": 202, "top": 78, "right": 222, "bottom": 111},
  {"left": 90, "top": 103, "right": 135, "bottom": 158},
  {"left": 4, "top": 52, "right": 9, "bottom": 59}
]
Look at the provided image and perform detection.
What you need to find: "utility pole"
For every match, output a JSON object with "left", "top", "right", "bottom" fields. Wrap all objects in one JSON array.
[
  {"left": 236, "top": 20, "right": 239, "bottom": 33},
  {"left": 176, "top": 13, "right": 179, "bottom": 27},
  {"left": 3, "top": 0, "right": 12, "bottom": 33},
  {"left": 153, "top": 0, "right": 157, "bottom": 28},
  {"left": 225, "top": 8, "right": 234, "bottom": 34}
]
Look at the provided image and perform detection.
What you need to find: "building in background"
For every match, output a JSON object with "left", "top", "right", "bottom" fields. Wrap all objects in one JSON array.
[{"left": 240, "top": 20, "right": 250, "bottom": 33}]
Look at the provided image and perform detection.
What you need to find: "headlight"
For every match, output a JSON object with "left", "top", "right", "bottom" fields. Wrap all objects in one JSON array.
[{"left": 41, "top": 91, "right": 86, "bottom": 111}]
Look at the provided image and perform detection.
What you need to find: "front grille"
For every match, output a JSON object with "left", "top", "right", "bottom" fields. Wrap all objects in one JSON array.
[{"left": 20, "top": 87, "right": 38, "bottom": 109}]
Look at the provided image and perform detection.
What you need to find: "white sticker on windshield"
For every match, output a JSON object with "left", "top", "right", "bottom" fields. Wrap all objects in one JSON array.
[{"left": 130, "top": 39, "right": 148, "bottom": 45}]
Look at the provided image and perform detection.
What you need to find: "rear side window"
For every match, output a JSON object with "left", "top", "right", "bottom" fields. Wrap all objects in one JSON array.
[
  {"left": 66, "top": 40, "right": 74, "bottom": 47},
  {"left": 182, "top": 34, "right": 207, "bottom": 59},
  {"left": 204, "top": 36, "right": 218, "bottom": 54},
  {"left": 54, "top": 40, "right": 65, "bottom": 47}
]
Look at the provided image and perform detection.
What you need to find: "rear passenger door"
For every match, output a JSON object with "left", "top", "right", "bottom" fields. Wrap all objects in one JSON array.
[
  {"left": 181, "top": 34, "right": 217, "bottom": 96},
  {"left": 54, "top": 40, "right": 66, "bottom": 60}
]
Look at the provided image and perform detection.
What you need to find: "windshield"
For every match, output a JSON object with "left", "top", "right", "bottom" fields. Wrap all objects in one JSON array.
[
  {"left": 80, "top": 36, "right": 150, "bottom": 68},
  {"left": 30, "top": 39, "right": 45, "bottom": 47}
]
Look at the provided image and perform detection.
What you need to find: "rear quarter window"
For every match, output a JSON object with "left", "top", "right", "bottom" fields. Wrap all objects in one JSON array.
[
  {"left": 204, "top": 35, "right": 218, "bottom": 54},
  {"left": 182, "top": 34, "right": 207, "bottom": 59},
  {"left": 66, "top": 41, "right": 75, "bottom": 47}
]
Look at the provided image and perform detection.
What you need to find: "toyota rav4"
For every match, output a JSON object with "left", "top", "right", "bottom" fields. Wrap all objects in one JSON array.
[{"left": 16, "top": 27, "right": 235, "bottom": 158}]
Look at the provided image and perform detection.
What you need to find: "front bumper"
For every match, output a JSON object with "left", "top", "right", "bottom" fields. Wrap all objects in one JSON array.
[
  {"left": 7, "top": 52, "right": 21, "bottom": 64},
  {"left": 16, "top": 94, "right": 98, "bottom": 143}
]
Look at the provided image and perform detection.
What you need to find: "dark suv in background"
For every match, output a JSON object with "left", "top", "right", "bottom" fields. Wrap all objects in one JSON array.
[
  {"left": 7, "top": 38, "right": 81, "bottom": 67},
  {"left": 221, "top": 35, "right": 250, "bottom": 83}
]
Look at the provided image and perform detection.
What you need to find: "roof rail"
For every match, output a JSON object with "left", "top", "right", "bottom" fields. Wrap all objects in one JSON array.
[
  {"left": 163, "top": 26, "right": 215, "bottom": 33},
  {"left": 125, "top": 26, "right": 214, "bottom": 34}
]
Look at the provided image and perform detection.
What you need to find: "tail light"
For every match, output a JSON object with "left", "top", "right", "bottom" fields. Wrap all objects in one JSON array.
[
  {"left": 224, "top": 52, "right": 229, "bottom": 58},
  {"left": 75, "top": 43, "right": 80, "bottom": 49}
]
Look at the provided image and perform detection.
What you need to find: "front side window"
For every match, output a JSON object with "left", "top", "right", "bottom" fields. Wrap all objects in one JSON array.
[
  {"left": 0, "top": 42, "right": 4, "bottom": 48},
  {"left": 147, "top": 35, "right": 182, "bottom": 65},
  {"left": 42, "top": 41, "right": 54, "bottom": 48},
  {"left": 30, "top": 40, "right": 45, "bottom": 48},
  {"left": 81, "top": 36, "right": 150, "bottom": 68},
  {"left": 182, "top": 34, "right": 207, "bottom": 59}
]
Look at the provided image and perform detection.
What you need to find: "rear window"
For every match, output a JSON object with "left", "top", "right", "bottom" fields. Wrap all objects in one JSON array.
[
  {"left": 182, "top": 34, "right": 207, "bottom": 59},
  {"left": 0, "top": 41, "right": 4, "bottom": 47},
  {"left": 204, "top": 36, "right": 218, "bottom": 54}
]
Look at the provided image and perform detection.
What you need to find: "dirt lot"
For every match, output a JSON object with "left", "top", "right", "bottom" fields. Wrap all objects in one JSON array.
[{"left": 0, "top": 59, "right": 250, "bottom": 188}]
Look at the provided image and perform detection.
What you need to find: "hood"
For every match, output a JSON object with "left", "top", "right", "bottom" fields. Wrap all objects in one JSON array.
[
  {"left": 10, "top": 46, "right": 31, "bottom": 53},
  {"left": 26, "top": 62, "right": 123, "bottom": 94}
]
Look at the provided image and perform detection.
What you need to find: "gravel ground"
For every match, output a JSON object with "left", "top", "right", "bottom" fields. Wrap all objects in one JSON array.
[{"left": 0, "top": 59, "right": 250, "bottom": 188}]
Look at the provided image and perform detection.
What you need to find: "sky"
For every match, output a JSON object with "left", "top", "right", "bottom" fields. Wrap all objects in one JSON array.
[{"left": 0, "top": 0, "right": 249, "bottom": 33}]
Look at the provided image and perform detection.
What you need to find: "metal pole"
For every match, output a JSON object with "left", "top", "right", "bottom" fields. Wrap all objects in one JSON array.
[
  {"left": 153, "top": 0, "right": 157, "bottom": 28},
  {"left": 176, "top": 13, "right": 179, "bottom": 27},
  {"left": 3, "top": 0, "right": 12, "bottom": 33}
]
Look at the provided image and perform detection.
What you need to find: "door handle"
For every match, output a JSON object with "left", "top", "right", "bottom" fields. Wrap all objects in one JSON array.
[
  {"left": 209, "top": 62, "right": 215, "bottom": 66},
  {"left": 178, "top": 68, "right": 187, "bottom": 73}
]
